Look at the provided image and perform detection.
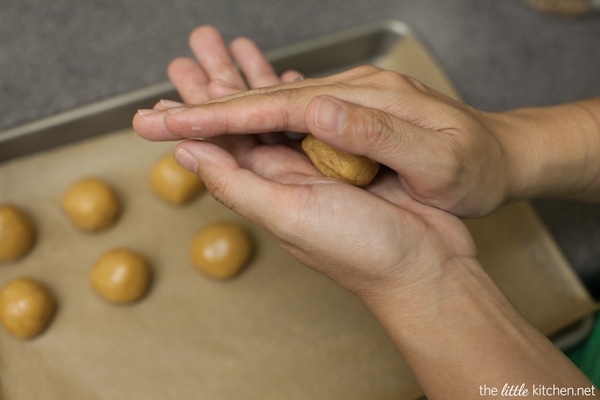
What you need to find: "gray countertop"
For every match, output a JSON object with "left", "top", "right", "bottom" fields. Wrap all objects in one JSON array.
[{"left": 2, "top": 0, "right": 600, "bottom": 294}]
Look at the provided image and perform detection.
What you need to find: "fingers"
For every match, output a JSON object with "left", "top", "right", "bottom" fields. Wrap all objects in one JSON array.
[
  {"left": 171, "top": 91, "right": 311, "bottom": 137},
  {"left": 169, "top": 26, "right": 299, "bottom": 104},
  {"left": 153, "top": 99, "right": 185, "bottom": 111},
  {"left": 228, "top": 36, "right": 302, "bottom": 145},
  {"left": 135, "top": 26, "right": 304, "bottom": 141},
  {"left": 167, "top": 25, "right": 250, "bottom": 104},
  {"left": 135, "top": 65, "right": 451, "bottom": 150},
  {"left": 133, "top": 107, "right": 183, "bottom": 141},
  {"left": 135, "top": 81, "right": 320, "bottom": 141},
  {"left": 189, "top": 26, "right": 247, "bottom": 90},
  {"left": 230, "top": 37, "right": 279, "bottom": 88},
  {"left": 130, "top": 78, "right": 364, "bottom": 141},
  {"left": 167, "top": 57, "right": 210, "bottom": 104},
  {"left": 137, "top": 71, "right": 371, "bottom": 140}
]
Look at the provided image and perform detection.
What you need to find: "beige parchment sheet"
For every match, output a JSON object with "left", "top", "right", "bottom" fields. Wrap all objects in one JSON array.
[{"left": 0, "top": 33, "right": 596, "bottom": 400}]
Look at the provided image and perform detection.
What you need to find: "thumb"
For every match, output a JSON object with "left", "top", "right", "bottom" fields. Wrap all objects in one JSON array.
[{"left": 305, "top": 96, "right": 451, "bottom": 177}]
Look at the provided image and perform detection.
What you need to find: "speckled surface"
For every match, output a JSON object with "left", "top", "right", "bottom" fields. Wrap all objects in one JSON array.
[{"left": 2, "top": 0, "right": 599, "bottom": 294}]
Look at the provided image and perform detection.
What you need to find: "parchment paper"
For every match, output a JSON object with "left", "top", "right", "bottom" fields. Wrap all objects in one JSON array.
[{"left": 0, "top": 31, "right": 596, "bottom": 400}]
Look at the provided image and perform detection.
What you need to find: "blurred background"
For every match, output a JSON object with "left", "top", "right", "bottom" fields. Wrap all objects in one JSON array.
[
  {"left": 2, "top": 0, "right": 599, "bottom": 129},
  {"left": 1, "top": 0, "right": 599, "bottom": 294}
]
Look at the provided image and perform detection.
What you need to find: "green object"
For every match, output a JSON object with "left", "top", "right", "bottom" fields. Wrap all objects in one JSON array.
[{"left": 567, "top": 314, "right": 600, "bottom": 386}]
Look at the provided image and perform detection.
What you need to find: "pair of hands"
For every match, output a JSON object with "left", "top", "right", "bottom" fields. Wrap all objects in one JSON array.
[
  {"left": 132, "top": 27, "right": 600, "bottom": 399},
  {"left": 133, "top": 26, "right": 500, "bottom": 300}
]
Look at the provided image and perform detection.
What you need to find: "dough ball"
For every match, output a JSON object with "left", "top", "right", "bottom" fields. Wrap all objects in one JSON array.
[
  {"left": 62, "top": 177, "right": 120, "bottom": 232},
  {"left": 150, "top": 154, "right": 205, "bottom": 205},
  {"left": 301, "top": 134, "right": 379, "bottom": 187},
  {"left": 523, "top": 0, "right": 594, "bottom": 16},
  {"left": 0, "top": 277, "right": 56, "bottom": 339},
  {"left": 91, "top": 248, "right": 152, "bottom": 304},
  {"left": 190, "top": 221, "right": 253, "bottom": 279},
  {"left": 0, "top": 205, "right": 35, "bottom": 262}
]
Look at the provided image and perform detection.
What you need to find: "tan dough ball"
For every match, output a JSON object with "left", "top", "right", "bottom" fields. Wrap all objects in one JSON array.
[
  {"left": 0, "top": 277, "right": 56, "bottom": 339},
  {"left": 91, "top": 248, "right": 152, "bottom": 304},
  {"left": 150, "top": 154, "right": 205, "bottom": 205},
  {"left": 190, "top": 221, "right": 253, "bottom": 279},
  {"left": 0, "top": 205, "right": 35, "bottom": 262},
  {"left": 301, "top": 134, "right": 379, "bottom": 187},
  {"left": 524, "top": 0, "right": 595, "bottom": 17},
  {"left": 62, "top": 177, "right": 120, "bottom": 232}
]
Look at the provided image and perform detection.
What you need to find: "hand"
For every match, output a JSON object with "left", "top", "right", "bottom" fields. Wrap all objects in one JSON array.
[{"left": 135, "top": 66, "right": 513, "bottom": 217}]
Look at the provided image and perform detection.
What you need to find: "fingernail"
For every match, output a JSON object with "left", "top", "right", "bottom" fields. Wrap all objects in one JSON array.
[
  {"left": 314, "top": 97, "right": 345, "bottom": 132},
  {"left": 215, "top": 79, "right": 236, "bottom": 88},
  {"left": 174, "top": 147, "right": 199, "bottom": 173},
  {"left": 166, "top": 107, "right": 187, "bottom": 115},
  {"left": 137, "top": 109, "right": 159, "bottom": 116},
  {"left": 160, "top": 99, "right": 184, "bottom": 108},
  {"left": 294, "top": 75, "right": 305, "bottom": 82}
]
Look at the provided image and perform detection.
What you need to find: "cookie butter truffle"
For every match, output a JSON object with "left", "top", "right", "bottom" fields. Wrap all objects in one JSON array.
[
  {"left": 150, "top": 154, "right": 205, "bottom": 205},
  {"left": 0, "top": 277, "right": 56, "bottom": 339},
  {"left": 190, "top": 221, "right": 253, "bottom": 279},
  {"left": 62, "top": 177, "right": 120, "bottom": 232},
  {"left": 91, "top": 248, "right": 152, "bottom": 304},
  {"left": 0, "top": 204, "right": 35, "bottom": 262},
  {"left": 301, "top": 134, "right": 379, "bottom": 187}
]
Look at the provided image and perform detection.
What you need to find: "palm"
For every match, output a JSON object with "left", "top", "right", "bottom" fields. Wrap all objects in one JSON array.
[{"left": 224, "top": 139, "right": 476, "bottom": 293}]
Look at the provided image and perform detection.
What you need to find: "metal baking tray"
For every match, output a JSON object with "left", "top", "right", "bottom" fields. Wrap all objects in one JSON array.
[{"left": 0, "top": 20, "right": 412, "bottom": 163}]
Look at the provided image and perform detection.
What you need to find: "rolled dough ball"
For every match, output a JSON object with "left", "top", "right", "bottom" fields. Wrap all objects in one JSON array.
[
  {"left": 0, "top": 205, "right": 35, "bottom": 262},
  {"left": 91, "top": 248, "right": 152, "bottom": 304},
  {"left": 62, "top": 177, "right": 120, "bottom": 232},
  {"left": 0, "top": 277, "right": 56, "bottom": 339},
  {"left": 190, "top": 221, "right": 253, "bottom": 279},
  {"left": 150, "top": 154, "right": 205, "bottom": 205},
  {"left": 301, "top": 134, "right": 379, "bottom": 187},
  {"left": 524, "top": 0, "right": 595, "bottom": 16}
]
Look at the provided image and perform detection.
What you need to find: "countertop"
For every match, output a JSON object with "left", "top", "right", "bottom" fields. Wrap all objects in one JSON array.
[{"left": 2, "top": 0, "right": 600, "bottom": 294}]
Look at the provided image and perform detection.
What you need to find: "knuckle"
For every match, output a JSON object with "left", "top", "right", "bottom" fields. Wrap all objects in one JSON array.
[
  {"left": 352, "top": 65, "right": 382, "bottom": 76},
  {"left": 403, "top": 75, "right": 429, "bottom": 92},
  {"left": 375, "top": 70, "right": 428, "bottom": 93},
  {"left": 436, "top": 137, "right": 470, "bottom": 191},
  {"left": 333, "top": 65, "right": 383, "bottom": 85}
]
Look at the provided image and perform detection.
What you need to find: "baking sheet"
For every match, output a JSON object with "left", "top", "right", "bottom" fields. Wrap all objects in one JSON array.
[{"left": 0, "top": 20, "right": 596, "bottom": 400}]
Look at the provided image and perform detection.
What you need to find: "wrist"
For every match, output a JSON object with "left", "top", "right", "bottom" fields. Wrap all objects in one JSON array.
[
  {"left": 485, "top": 99, "right": 600, "bottom": 202},
  {"left": 360, "top": 256, "right": 594, "bottom": 399},
  {"left": 355, "top": 255, "right": 482, "bottom": 326},
  {"left": 569, "top": 99, "right": 600, "bottom": 201}
]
